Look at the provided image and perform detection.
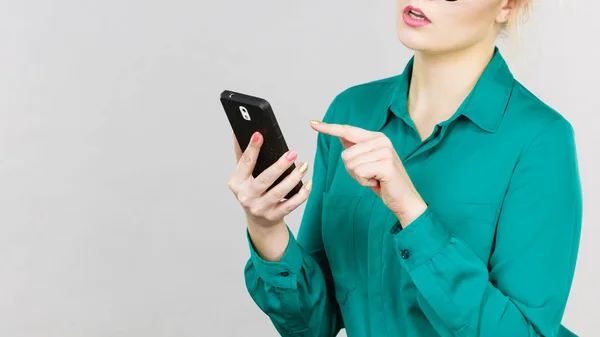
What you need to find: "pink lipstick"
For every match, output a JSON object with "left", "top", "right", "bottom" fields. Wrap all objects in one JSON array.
[{"left": 403, "top": 6, "right": 431, "bottom": 27}]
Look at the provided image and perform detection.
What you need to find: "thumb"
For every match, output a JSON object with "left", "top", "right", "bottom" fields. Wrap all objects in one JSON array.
[
  {"left": 339, "top": 137, "right": 355, "bottom": 149},
  {"left": 368, "top": 179, "right": 381, "bottom": 196}
]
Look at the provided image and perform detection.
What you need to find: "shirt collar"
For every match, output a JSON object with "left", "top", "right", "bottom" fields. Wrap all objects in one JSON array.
[{"left": 376, "top": 46, "right": 515, "bottom": 133}]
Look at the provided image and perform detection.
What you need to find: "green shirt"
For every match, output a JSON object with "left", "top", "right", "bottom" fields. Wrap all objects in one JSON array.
[{"left": 244, "top": 47, "right": 582, "bottom": 337}]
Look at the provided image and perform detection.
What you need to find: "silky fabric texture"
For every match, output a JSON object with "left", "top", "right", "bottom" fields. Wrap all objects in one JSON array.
[{"left": 244, "top": 47, "right": 582, "bottom": 337}]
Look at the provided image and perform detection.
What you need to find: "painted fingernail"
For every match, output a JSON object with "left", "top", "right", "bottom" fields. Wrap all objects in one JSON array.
[
  {"left": 298, "top": 162, "right": 308, "bottom": 173},
  {"left": 309, "top": 120, "right": 321, "bottom": 125},
  {"left": 305, "top": 180, "right": 312, "bottom": 191},
  {"left": 251, "top": 132, "right": 260, "bottom": 143},
  {"left": 286, "top": 151, "right": 297, "bottom": 161}
]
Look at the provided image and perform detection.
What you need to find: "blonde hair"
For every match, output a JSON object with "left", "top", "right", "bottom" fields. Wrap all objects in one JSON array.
[{"left": 502, "top": 0, "right": 534, "bottom": 38}]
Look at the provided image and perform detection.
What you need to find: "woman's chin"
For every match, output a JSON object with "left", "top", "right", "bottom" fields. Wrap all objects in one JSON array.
[
  {"left": 396, "top": 30, "right": 431, "bottom": 52},
  {"left": 396, "top": 33, "right": 450, "bottom": 55},
  {"left": 397, "top": 36, "right": 430, "bottom": 53}
]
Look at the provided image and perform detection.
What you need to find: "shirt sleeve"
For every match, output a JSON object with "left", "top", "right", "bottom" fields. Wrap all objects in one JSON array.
[
  {"left": 391, "top": 118, "right": 582, "bottom": 336},
  {"left": 243, "top": 96, "right": 344, "bottom": 337}
]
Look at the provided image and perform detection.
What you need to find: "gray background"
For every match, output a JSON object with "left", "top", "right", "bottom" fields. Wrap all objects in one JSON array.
[{"left": 0, "top": 1, "right": 597, "bottom": 336}]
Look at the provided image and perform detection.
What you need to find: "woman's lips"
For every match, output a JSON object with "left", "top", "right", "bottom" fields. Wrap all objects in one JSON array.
[{"left": 403, "top": 5, "right": 431, "bottom": 27}]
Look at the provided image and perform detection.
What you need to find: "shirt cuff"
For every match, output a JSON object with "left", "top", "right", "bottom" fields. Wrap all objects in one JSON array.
[
  {"left": 247, "top": 225, "right": 303, "bottom": 289},
  {"left": 392, "top": 207, "right": 452, "bottom": 272}
]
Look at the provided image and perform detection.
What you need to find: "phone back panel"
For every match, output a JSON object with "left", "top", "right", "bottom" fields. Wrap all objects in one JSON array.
[{"left": 220, "top": 90, "right": 302, "bottom": 199}]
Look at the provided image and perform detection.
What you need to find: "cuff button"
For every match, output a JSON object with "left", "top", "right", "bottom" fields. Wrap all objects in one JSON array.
[
  {"left": 279, "top": 271, "right": 290, "bottom": 277},
  {"left": 390, "top": 221, "right": 402, "bottom": 234}
]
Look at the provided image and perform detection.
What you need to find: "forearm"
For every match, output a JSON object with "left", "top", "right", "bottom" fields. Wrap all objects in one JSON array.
[
  {"left": 244, "top": 228, "right": 343, "bottom": 337},
  {"left": 391, "top": 208, "right": 577, "bottom": 336},
  {"left": 247, "top": 220, "right": 290, "bottom": 262},
  {"left": 245, "top": 93, "right": 342, "bottom": 336}
]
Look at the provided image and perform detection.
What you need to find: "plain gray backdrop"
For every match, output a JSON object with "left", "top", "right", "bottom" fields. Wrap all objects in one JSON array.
[{"left": 0, "top": 1, "right": 598, "bottom": 336}]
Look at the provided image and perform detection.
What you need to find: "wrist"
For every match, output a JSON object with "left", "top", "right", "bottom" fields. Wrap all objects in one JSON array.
[
  {"left": 247, "top": 220, "right": 289, "bottom": 262},
  {"left": 247, "top": 218, "right": 286, "bottom": 236},
  {"left": 394, "top": 194, "right": 428, "bottom": 228}
]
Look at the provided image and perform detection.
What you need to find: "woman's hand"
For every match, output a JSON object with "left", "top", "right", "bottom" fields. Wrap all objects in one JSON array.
[
  {"left": 310, "top": 120, "right": 427, "bottom": 227},
  {"left": 228, "top": 131, "right": 312, "bottom": 260}
]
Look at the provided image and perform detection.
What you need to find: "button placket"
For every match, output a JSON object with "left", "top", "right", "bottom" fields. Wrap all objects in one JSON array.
[{"left": 404, "top": 124, "right": 445, "bottom": 163}]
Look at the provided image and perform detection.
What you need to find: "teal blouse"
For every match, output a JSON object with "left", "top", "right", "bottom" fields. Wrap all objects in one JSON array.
[{"left": 244, "top": 48, "right": 582, "bottom": 337}]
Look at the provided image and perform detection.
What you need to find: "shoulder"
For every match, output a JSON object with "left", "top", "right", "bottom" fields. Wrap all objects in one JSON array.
[
  {"left": 324, "top": 74, "right": 401, "bottom": 123},
  {"left": 502, "top": 80, "right": 576, "bottom": 153}
]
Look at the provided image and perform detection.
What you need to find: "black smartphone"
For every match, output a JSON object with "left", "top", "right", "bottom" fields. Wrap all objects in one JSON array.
[{"left": 220, "top": 90, "right": 302, "bottom": 200}]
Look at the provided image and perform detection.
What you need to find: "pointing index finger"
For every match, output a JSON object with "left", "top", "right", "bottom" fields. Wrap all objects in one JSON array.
[{"left": 310, "top": 121, "right": 375, "bottom": 143}]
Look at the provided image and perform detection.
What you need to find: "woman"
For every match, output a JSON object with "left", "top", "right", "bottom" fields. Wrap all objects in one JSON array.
[{"left": 228, "top": 0, "right": 582, "bottom": 336}]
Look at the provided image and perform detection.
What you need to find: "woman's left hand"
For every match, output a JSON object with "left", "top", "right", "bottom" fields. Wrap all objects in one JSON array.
[{"left": 310, "top": 120, "right": 428, "bottom": 227}]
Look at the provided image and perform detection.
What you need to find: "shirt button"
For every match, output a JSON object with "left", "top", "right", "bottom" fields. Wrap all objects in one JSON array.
[
  {"left": 401, "top": 249, "right": 411, "bottom": 259},
  {"left": 279, "top": 271, "right": 289, "bottom": 277},
  {"left": 390, "top": 221, "right": 402, "bottom": 234}
]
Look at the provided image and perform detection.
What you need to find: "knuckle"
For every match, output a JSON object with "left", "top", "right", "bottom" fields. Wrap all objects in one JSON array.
[
  {"left": 272, "top": 190, "right": 285, "bottom": 201},
  {"left": 277, "top": 159, "right": 291, "bottom": 171},
  {"left": 242, "top": 154, "right": 253, "bottom": 165},
  {"left": 257, "top": 175, "right": 272, "bottom": 186},
  {"left": 238, "top": 195, "right": 251, "bottom": 208},
  {"left": 249, "top": 205, "right": 262, "bottom": 216},
  {"left": 341, "top": 150, "right": 349, "bottom": 161},
  {"left": 285, "top": 204, "right": 297, "bottom": 214},
  {"left": 375, "top": 133, "right": 387, "bottom": 142},
  {"left": 345, "top": 160, "right": 355, "bottom": 171}
]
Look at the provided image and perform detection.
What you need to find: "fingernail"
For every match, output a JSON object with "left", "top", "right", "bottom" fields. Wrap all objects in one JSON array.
[
  {"left": 309, "top": 120, "right": 321, "bottom": 125},
  {"left": 305, "top": 180, "right": 312, "bottom": 191},
  {"left": 298, "top": 162, "right": 308, "bottom": 173},
  {"left": 286, "top": 151, "right": 297, "bottom": 161},
  {"left": 251, "top": 132, "right": 260, "bottom": 143}
]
